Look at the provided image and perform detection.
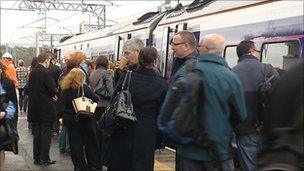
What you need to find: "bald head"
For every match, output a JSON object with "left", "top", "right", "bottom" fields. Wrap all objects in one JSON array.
[{"left": 199, "top": 34, "right": 225, "bottom": 56}]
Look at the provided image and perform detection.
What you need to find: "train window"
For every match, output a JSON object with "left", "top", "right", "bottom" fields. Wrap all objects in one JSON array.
[
  {"left": 262, "top": 40, "right": 300, "bottom": 70},
  {"left": 224, "top": 46, "right": 238, "bottom": 68},
  {"left": 87, "top": 43, "right": 90, "bottom": 48},
  {"left": 74, "top": 45, "right": 76, "bottom": 50}
]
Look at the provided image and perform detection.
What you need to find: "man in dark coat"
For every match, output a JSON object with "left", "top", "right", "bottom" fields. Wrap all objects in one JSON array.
[
  {"left": 257, "top": 62, "right": 303, "bottom": 170},
  {"left": 28, "top": 53, "right": 58, "bottom": 166},
  {"left": 113, "top": 38, "right": 144, "bottom": 85},
  {"left": 232, "top": 40, "right": 279, "bottom": 171},
  {"left": 168, "top": 30, "right": 199, "bottom": 169},
  {"left": 47, "top": 52, "right": 62, "bottom": 134},
  {"left": 170, "top": 30, "right": 199, "bottom": 78}
]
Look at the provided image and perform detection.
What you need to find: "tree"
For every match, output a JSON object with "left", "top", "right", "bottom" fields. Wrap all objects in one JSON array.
[{"left": 0, "top": 44, "right": 50, "bottom": 67}]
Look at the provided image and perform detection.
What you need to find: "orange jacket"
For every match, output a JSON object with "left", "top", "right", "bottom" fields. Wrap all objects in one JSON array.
[{"left": 3, "top": 60, "right": 18, "bottom": 87}]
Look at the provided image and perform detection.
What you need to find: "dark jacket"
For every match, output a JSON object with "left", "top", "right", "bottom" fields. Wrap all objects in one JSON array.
[
  {"left": 257, "top": 62, "right": 303, "bottom": 170},
  {"left": 232, "top": 55, "right": 279, "bottom": 134},
  {"left": 89, "top": 67, "right": 114, "bottom": 107},
  {"left": 171, "top": 50, "right": 199, "bottom": 77},
  {"left": 164, "top": 54, "right": 247, "bottom": 161},
  {"left": 1, "top": 77, "right": 18, "bottom": 123},
  {"left": 28, "top": 64, "right": 57, "bottom": 123},
  {"left": 48, "top": 63, "right": 61, "bottom": 89},
  {"left": 0, "top": 79, "right": 17, "bottom": 151},
  {"left": 61, "top": 84, "right": 98, "bottom": 125},
  {"left": 107, "top": 66, "right": 168, "bottom": 170}
]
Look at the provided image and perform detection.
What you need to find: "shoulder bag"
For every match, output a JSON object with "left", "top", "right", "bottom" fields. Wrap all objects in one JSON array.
[{"left": 72, "top": 86, "right": 97, "bottom": 120}]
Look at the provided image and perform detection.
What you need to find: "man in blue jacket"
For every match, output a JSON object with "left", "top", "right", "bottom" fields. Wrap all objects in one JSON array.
[
  {"left": 159, "top": 34, "right": 247, "bottom": 170},
  {"left": 232, "top": 40, "right": 279, "bottom": 171}
]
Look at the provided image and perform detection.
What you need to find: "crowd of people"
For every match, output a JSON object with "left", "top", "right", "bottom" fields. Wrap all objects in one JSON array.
[{"left": 0, "top": 30, "right": 303, "bottom": 171}]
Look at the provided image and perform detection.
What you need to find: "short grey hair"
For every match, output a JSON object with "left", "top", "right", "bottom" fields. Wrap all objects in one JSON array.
[
  {"left": 123, "top": 38, "right": 144, "bottom": 52},
  {"left": 199, "top": 34, "right": 225, "bottom": 56}
]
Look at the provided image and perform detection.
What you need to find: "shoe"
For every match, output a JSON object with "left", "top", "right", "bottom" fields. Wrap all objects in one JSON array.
[
  {"left": 39, "top": 160, "right": 56, "bottom": 166},
  {"left": 34, "top": 160, "right": 40, "bottom": 165}
]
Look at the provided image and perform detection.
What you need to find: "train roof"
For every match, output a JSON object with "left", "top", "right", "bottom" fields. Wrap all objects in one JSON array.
[{"left": 55, "top": 0, "right": 291, "bottom": 47}]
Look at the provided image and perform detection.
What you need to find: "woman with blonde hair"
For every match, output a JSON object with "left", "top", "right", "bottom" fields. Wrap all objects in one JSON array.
[{"left": 60, "top": 68, "right": 101, "bottom": 171}]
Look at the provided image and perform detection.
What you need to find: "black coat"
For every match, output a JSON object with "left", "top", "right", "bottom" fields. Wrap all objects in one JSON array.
[
  {"left": 48, "top": 63, "right": 61, "bottom": 89},
  {"left": 107, "top": 67, "right": 168, "bottom": 170},
  {"left": 258, "top": 62, "right": 303, "bottom": 169},
  {"left": 28, "top": 64, "right": 57, "bottom": 123}
]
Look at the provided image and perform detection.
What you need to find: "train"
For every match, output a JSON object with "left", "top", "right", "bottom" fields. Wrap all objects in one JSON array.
[{"left": 53, "top": 0, "right": 304, "bottom": 79}]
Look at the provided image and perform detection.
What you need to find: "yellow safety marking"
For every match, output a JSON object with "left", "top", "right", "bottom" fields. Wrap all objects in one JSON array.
[{"left": 154, "top": 160, "right": 173, "bottom": 171}]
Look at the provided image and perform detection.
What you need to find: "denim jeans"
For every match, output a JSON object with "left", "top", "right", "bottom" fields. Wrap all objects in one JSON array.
[
  {"left": 59, "top": 126, "right": 70, "bottom": 153},
  {"left": 236, "top": 133, "right": 262, "bottom": 171}
]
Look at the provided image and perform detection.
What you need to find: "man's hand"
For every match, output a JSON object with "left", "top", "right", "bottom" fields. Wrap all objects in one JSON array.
[{"left": 0, "top": 111, "right": 6, "bottom": 120}]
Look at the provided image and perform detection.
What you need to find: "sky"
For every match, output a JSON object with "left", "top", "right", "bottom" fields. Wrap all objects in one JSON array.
[{"left": 0, "top": 0, "right": 191, "bottom": 47}]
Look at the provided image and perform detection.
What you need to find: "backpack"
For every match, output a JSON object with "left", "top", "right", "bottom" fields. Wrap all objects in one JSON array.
[
  {"left": 256, "top": 64, "right": 278, "bottom": 131},
  {"left": 158, "top": 61, "right": 217, "bottom": 148}
]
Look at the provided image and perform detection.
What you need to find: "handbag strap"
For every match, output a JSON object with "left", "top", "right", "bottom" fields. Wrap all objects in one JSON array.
[
  {"left": 81, "top": 86, "right": 85, "bottom": 97},
  {"left": 121, "top": 70, "right": 132, "bottom": 90},
  {"left": 77, "top": 86, "right": 85, "bottom": 97}
]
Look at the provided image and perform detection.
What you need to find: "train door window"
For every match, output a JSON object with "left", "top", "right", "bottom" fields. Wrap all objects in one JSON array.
[
  {"left": 74, "top": 45, "right": 76, "bottom": 50},
  {"left": 109, "top": 54, "right": 115, "bottom": 63},
  {"left": 262, "top": 40, "right": 300, "bottom": 70},
  {"left": 224, "top": 46, "right": 238, "bottom": 68}
]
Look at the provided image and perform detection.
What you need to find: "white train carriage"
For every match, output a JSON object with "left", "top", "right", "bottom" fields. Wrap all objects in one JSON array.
[{"left": 54, "top": 0, "right": 304, "bottom": 79}]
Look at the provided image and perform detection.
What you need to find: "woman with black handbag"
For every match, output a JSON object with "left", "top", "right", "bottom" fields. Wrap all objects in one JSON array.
[
  {"left": 60, "top": 68, "right": 101, "bottom": 171},
  {"left": 106, "top": 47, "right": 168, "bottom": 171},
  {"left": 0, "top": 62, "right": 17, "bottom": 171}
]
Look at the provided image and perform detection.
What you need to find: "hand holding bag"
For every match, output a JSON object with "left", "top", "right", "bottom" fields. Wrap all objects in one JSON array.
[{"left": 72, "top": 86, "right": 97, "bottom": 120}]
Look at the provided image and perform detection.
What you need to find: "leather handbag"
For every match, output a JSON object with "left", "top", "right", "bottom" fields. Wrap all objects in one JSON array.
[
  {"left": 72, "top": 86, "right": 97, "bottom": 120},
  {"left": 115, "top": 70, "right": 137, "bottom": 122},
  {"left": 98, "top": 70, "right": 136, "bottom": 134}
]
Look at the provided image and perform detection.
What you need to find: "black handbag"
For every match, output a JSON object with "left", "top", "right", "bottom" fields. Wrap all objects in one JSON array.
[
  {"left": 115, "top": 70, "right": 136, "bottom": 122},
  {"left": 98, "top": 70, "right": 136, "bottom": 135}
]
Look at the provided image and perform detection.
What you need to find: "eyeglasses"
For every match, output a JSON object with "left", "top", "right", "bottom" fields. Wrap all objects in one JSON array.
[{"left": 170, "top": 42, "right": 186, "bottom": 46}]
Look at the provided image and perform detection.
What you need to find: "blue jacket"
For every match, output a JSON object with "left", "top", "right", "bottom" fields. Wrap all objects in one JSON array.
[
  {"left": 232, "top": 55, "right": 279, "bottom": 134},
  {"left": 171, "top": 54, "right": 247, "bottom": 161}
]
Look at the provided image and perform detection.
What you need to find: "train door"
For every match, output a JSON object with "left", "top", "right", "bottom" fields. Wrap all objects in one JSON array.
[
  {"left": 160, "top": 26, "right": 175, "bottom": 78},
  {"left": 114, "top": 36, "right": 123, "bottom": 62}
]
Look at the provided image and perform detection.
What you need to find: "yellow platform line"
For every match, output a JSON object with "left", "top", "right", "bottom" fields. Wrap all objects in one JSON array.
[{"left": 154, "top": 160, "right": 173, "bottom": 171}]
